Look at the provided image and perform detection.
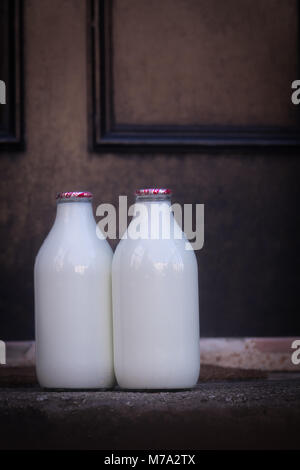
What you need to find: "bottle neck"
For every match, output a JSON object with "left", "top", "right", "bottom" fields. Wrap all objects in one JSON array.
[
  {"left": 134, "top": 197, "right": 172, "bottom": 219},
  {"left": 135, "top": 197, "right": 171, "bottom": 210},
  {"left": 54, "top": 201, "right": 95, "bottom": 231},
  {"left": 131, "top": 197, "right": 175, "bottom": 239}
]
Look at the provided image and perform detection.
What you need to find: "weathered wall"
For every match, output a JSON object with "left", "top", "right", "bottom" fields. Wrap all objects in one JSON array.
[{"left": 0, "top": 0, "right": 299, "bottom": 339}]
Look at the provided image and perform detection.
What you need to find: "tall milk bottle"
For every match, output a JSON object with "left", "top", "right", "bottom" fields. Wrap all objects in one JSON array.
[
  {"left": 112, "top": 188, "right": 200, "bottom": 389},
  {"left": 34, "top": 191, "right": 115, "bottom": 388}
]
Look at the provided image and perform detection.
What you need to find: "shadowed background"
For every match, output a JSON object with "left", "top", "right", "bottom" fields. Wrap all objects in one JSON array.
[{"left": 0, "top": 0, "right": 299, "bottom": 339}]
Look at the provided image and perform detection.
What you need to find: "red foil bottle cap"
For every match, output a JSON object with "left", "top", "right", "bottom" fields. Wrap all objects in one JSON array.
[
  {"left": 135, "top": 188, "right": 172, "bottom": 196},
  {"left": 56, "top": 191, "right": 93, "bottom": 200}
]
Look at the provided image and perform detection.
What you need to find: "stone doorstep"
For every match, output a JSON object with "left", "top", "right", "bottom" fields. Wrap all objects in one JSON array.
[
  {"left": 200, "top": 337, "right": 300, "bottom": 371},
  {"left": 5, "top": 341, "right": 35, "bottom": 367},
  {"left": 3, "top": 337, "right": 300, "bottom": 371}
]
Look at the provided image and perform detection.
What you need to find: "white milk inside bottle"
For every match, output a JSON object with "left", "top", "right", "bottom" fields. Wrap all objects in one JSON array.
[
  {"left": 112, "top": 188, "right": 200, "bottom": 389},
  {"left": 34, "top": 191, "right": 115, "bottom": 389}
]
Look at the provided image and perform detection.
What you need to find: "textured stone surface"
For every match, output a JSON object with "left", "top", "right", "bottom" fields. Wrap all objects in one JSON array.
[{"left": 0, "top": 369, "right": 299, "bottom": 449}]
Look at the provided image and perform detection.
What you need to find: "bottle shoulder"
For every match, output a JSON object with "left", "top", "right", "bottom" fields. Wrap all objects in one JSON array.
[{"left": 35, "top": 226, "right": 112, "bottom": 272}]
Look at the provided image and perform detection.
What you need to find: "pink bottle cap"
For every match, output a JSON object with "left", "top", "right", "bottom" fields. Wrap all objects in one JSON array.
[
  {"left": 56, "top": 191, "right": 93, "bottom": 200},
  {"left": 135, "top": 188, "right": 172, "bottom": 196}
]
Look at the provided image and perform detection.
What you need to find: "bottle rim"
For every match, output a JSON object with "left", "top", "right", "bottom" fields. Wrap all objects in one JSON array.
[{"left": 56, "top": 191, "right": 93, "bottom": 201}]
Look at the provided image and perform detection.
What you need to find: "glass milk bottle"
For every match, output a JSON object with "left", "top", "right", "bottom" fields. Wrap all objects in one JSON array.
[
  {"left": 34, "top": 191, "right": 115, "bottom": 389},
  {"left": 112, "top": 188, "right": 200, "bottom": 389}
]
